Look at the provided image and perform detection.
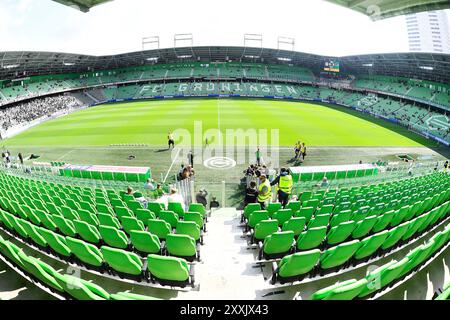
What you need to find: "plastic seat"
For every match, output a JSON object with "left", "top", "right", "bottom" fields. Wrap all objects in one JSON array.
[
  {"left": 390, "top": 206, "right": 410, "bottom": 227},
  {"left": 183, "top": 212, "right": 205, "bottom": 229},
  {"left": 135, "top": 209, "right": 156, "bottom": 226},
  {"left": 351, "top": 216, "right": 377, "bottom": 239},
  {"left": 282, "top": 217, "right": 306, "bottom": 236},
  {"left": 159, "top": 211, "right": 179, "bottom": 228},
  {"left": 38, "top": 228, "right": 72, "bottom": 257},
  {"left": 73, "top": 220, "right": 101, "bottom": 244},
  {"left": 168, "top": 202, "right": 186, "bottom": 219},
  {"left": 381, "top": 222, "right": 410, "bottom": 250},
  {"left": 320, "top": 240, "right": 361, "bottom": 269},
  {"left": 297, "top": 226, "right": 327, "bottom": 251},
  {"left": 358, "top": 258, "right": 409, "bottom": 298},
  {"left": 130, "top": 230, "right": 161, "bottom": 254},
  {"left": 267, "top": 203, "right": 282, "bottom": 216},
  {"left": 121, "top": 217, "right": 145, "bottom": 234},
  {"left": 176, "top": 221, "right": 201, "bottom": 242},
  {"left": 115, "top": 206, "right": 133, "bottom": 220},
  {"left": 110, "top": 292, "right": 160, "bottom": 300},
  {"left": 354, "top": 230, "right": 389, "bottom": 260},
  {"left": 101, "top": 246, "right": 143, "bottom": 276},
  {"left": 330, "top": 210, "right": 352, "bottom": 228},
  {"left": 308, "top": 214, "right": 331, "bottom": 229},
  {"left": 66, "top": 237, "right": 104, "bottom": 267},
  {"left": 147, "top": 202, "right": 165, "bottom": 217},
  {"left": 261, "top": 231, "right": 295, "bottom": 260},
  {"left": 18, "top": 220, "right": 47, "bottom": 247},
  {"left": 248, "top": 210, "right": 270, "bottom": 229},
  {"left": 97, "top": 204, "right": 114, "bottom": 216},
  {"left": 78, "top": 209, "right": 99, "bottom": 226},
  {"left": 54, "top": 274, "right": 110, "bottom": 300},
  {"left": 253, "top": 220, "right": 279, "bottom": 242},
  {"left": 53, "top": 215, "right": 77, "bottom": 237},
  {"left": 17, "top": 251, "right": 63, "bottom": 292},
  {"left": 166, "top": 234, "right": 197, "bottom": 261},
  {"left": 327, "top": 221, "right": 356, "bottom": 245},
  {"left": 272, "top": 209, "right": 293, "bottom": 226},
  {"left": 60, "top": 206, "right": 79, "bottom": 221},
  {"left": 98, "top": 213, "right": 121, "bottom": 229},
  {"left": 294, "top": 207, "right": 314, "bottom": 223},
  {"left": 286, "top": 201, "right": 301, "bottom": 213},
  {"left": 147, "top": 254, "right": 190, "bottom": 284},
  {"left": 276, "top": 249, "right": 321, "bottom": 282},
  {"left": 188, "top": 203, "right": 207, "bottom": 217},
  {"left": 98, "top": 225, "right": 129, "bottom": 249},
  {"left": 147, "top": 219, "right": 172, "bottom": 240},
  {"left": 372, "top": 210, "right": 395, "bottom": 233},
  {"left": 243, "top": 203, "right": 261, "bottom": 220},
  {"left": 34, "top": 210, "right": 57, "bottom": 231},
  {"left": 318, "top": 205, "right": 334, "bottom": 215},
  {"left": 310, "top": 278, "right": 368, "bottom": 300}
]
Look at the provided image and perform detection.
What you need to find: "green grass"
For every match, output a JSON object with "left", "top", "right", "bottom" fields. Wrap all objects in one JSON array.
[{"left": 4, "top": 98, "right": 431, "bottom": 148}]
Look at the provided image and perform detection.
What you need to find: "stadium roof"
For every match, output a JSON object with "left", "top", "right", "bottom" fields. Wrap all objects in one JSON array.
[
  {"left": 0, "top": 47, "right": 449, "bottom": 83},
  {"left": 52, "top": 0, "right": 112, "bottom": 12},
  {"left": 325, "top": 0, "right": 450, "bottom": 21}
]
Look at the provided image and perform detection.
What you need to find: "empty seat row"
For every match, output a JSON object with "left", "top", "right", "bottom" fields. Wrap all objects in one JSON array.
[{"left": 308, "top": 223, "right": 450, "bottom": 299}]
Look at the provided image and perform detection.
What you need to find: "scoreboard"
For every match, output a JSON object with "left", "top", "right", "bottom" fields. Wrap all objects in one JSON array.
[{"left": 324, "top": 59, "right": 340, "bottom": 73}]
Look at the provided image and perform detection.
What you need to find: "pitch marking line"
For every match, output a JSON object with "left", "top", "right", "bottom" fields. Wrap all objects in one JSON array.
[{"left": 163, "top": 148, "right": 181, "bottom": 183}]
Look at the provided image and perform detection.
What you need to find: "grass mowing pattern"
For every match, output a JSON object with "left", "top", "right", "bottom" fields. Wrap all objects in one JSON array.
[{"left": 4, "top": 99, "right": 432, "bottom": 147}]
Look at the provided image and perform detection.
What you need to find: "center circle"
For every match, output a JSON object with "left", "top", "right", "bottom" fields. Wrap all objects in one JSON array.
[{"left": 203, "top": 157, "right": 237, "bottom": 170}]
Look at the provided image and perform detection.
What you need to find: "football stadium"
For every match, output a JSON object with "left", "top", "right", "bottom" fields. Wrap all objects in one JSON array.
[{"left": 0, "top": 0, "right": 450, "bottom": 306}]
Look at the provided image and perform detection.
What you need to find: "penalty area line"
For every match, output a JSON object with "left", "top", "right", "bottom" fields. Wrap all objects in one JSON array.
[{"left": 163, "top": 148, "right": 181, "bottom": 183}]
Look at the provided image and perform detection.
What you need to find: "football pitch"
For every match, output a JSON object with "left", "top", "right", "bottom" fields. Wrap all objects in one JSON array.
[
  {"left": 4, "top": 98, "right": 435, "bottom": 148},
  {"left": 3, "top": 98, "right": 447, "bottom": 207}
]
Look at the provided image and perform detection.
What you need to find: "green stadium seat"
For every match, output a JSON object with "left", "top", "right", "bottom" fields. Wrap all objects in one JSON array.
[
  {"left": 78, "top": 209, "right": 99, "bottom": 226},
  {"left": 53, "top": 215, "right": 77, "bottom": 237},
  {"left": 97, "top": 204, "right": 114, "bottom": 216},
  {"left": 248, "top": 210, "right": 270, "bottom": 229},
  {"left": 98, "top": 225, "right": 129, "bottom": 249},
  {"left": 121, "top": 217, "right": 145, "bottom": 234},
  {"left": 135, "top": 209, "right": 156, "bottom": 226},
  {"left": 98, "top": 213, "right": 121, "bottom": 229},
  {"left": 115, "top": 206, "right": 133, "bottom": 220},
  {"left": 310, "top": 279, "right": 368, "bottom": 300},
  {"left": 168, "top": 202, "right": 186, "bottom": 218},
  {"left": 282, "top": 217, "right": 306, "bottom": 236},
  {"left": 73, "top": 220, "right": 101, "bottom": 244},
  {"left": 243, "top": 203, "right": 261, "bottom": 220},
  {"left": 159, "top": 211, "right": 179, "bottom": 228},
  {"left": 358, "top": 258, "right": 409, "bottom": 298},
  {"left": 261, "top": 231, "right": 295, "bottom": 260},
  {"left": 308, "top": 214, "right": 331, "bottom": 229},
  {"left": 253, "top": 220, "right": 279, "bottom": 242},
  {"left": 176, "top": 221, "right": 201, "bottom": 243},
  {"left": 381, "top": 222, "right": 410, "bottom": 250},
  {"left": 330, "top": 210, "right": 352, "bottom": 228},
  {"left": 188, "top": 203, "right": 207, "bottom": 217},
  {"left": 38, "top": 228, "right": 72, "bottom": 257},
  {"left": 372, "top": 211, "right": 395, "bottom": 233},
  {"left": 66, "top": 237, "right": 104, "bottom": 267},
  {"left": 18, "top": 219, "right": 47, "bottom": 247},
  {"left": 327, "top": 221, "right": 356, "bottom": 245},
  {"left": 297, "top": 226, "right": 327, "bottom": 250},
  {"left": 130, "top": 230, "right": 161, "bottom": 254},
  {"left": 351, "top": 216, "right": 377, "bottom": 239},
  {"left": 54, "top": 274, "right": 110, "bottom": 300},
  {"left": 147, "top": 254, "right": 190, "bottom": 285},
  {"left": 275, "top": 249, "right": 321, "bottom": 282},
  {"left": 267, "top": 203, "right": 282, "bottom": 216},
  {"left": 148, "top": 202, "right": 165, "bottom": 217},
  {"left": 147, "top": 219, "right": 172, "bottom": 240},
  {"left": 354, "top": 230, "right": 389, "bottom": 260},
  {"left": 286, "top": 201, "right": 301, "bottom": 213},
  {"left": 166, "top": 234, "right": 197, "bottom": 261},
  {"left": 184, "top": 212, "right": 205, "bottom": 230},
  {"left": 110, "top": 291, "right": 160, "bottom": 300},
  {"left": 320, "top": 240, "right": 361, "bottom": 269},
  {"left": 101, "top": 246, "right": 143, "bottom": 276},
  {"left": 272, "top": 209, "right": 293, "bottom": 226}
]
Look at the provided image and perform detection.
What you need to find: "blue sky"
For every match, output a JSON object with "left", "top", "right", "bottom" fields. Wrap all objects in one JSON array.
[{"left": 0, "top": 0, "right": 449, "bottom": 56}]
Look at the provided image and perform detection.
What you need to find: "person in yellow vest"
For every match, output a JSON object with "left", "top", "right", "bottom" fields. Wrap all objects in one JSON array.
[
  {"left": 271, "top": 168, "right": 293, "bottom": 208},
  {"left": 257, "top": 175, "right": 272, "bottom": 210}
]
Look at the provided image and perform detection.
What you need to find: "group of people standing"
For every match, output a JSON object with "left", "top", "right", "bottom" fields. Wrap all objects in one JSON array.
[
  {"left": 294, "top": 141, "right": 307, "bottom": 162},
  {"left": 244, "top": 168, "right": 294, "bottom": 210}
]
